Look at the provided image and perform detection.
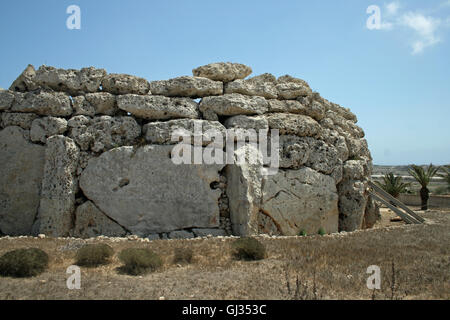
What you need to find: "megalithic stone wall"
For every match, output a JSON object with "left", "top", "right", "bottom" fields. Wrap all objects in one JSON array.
[{"left": 0, "top": 62, "right": 380, "bottom": 239}]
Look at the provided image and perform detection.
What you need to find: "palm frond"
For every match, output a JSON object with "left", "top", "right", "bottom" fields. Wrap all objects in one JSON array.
[
  {"left": 374, "top": 172, "right": 410, "bottom": 198},
  {"left": 408, "top": 164, "right": 438, "bottom": 188}
]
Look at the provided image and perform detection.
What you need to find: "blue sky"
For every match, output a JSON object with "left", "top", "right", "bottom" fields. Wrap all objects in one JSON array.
[{"left": 0, "top": 0, "right": 449, "bottom": 165}]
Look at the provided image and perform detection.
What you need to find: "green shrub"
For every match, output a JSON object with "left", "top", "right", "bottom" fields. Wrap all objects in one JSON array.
[
  {"left": 298, "top": 230, "right": 307, "bottom": 236},
  {"left": 231, "top": 237, "right": 266, "bottom": 261},
  {"left": 173, "top": 247, "right": 193, "bottom": 264},
  {"left": 75, "top": 244, "right": 114, "bottom": 267},
  {"left": 318, "top": 228, "right": 326, "bottom": 236},
  {"left": 0, "top": 248, "right": 49, "bottom": 278},
  {"left": 118, "top": 248, "right": 162, "bottom": 275}
]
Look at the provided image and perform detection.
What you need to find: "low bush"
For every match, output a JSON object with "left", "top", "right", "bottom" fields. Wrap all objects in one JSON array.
[
  {"left": 75, "top": 244, "right": 114, "bottom": 267},
  {"left": 0, "top": 248, "right": 49, "bottom": 278},
  {"left": 118, "top": 248, "right": 162, "bottom": 275},
  {"left": 173, "top": 247, "right": 193, "bottom": 264},
  {"left": 298, "top": 230, "right": 307, "bottom": 236},
  {"left": 231, "top": 237, "right": 266, "bottom": 261},
  {"left": 318, "top": 228, "right": 326, "bottom": 236}
]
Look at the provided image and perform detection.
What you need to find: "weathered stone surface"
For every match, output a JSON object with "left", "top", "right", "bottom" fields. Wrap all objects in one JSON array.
[
  {"left": 226, "top": 145, "right": 263, "bottom": 236},
  {"left": 305, "top": 139, "right": 342, "bottom": 176},
  {"left": 363, "top": 195, "right": 380, "bottom": 229},
  {"left": 224, "top": 73, "right": 278, "bottom": 99},
  {"left": 117, "top": 94, "right": 199, "bottom": 120},
  {"left": 11, "top": 91, "right": 73, "bottom": 116},
  {"left": 150, "top": 76, "right": 223, "bottom": 98},
  {"left": 264, "top": 113, "right": 321, "bottom": 137},
  {"left": 71, "top": 93, "right": 116, "bottom": 117},
  {"left": 0, "top": 126, "right": 45, "bottom": 235},
  {"left": 73, "top": 95, "right": 95, "bottom": 116},
  {"left": 143, "top": 119, "right": 225, "bottom": 145},
  {"left": 320, "top": 128, "right": 349, "bottom": 162},
  {"left": 73, "top": 201, "right": 127, "bottom": 238},
  {"left": 9, "top": 65, "right": 39, "bottom": 92},
  {"left": 337, "top": 179, "right": 368, "bottom": 232},
  {"left": 261, "top": 167, "right": 339, "bottom": 236},
  {"left": 0, "top": 90, "right": 15, "bottom": 110},
  {"left": 342, "top": 160, "right": 365, "bottom": 180},
  {"left": 223, "top": 115, "right": 268, "bottom": 130},
  {"left": 278, "top": 135, "right": 311, "bottom": 169},
  {"left": 79, "top": 145, "right": 224, "bottom": 235},
  {"left": 34, "top": 66, "right": 106, "bottom": 94},
  {"left": 193, "top": 62, "right": 252, "bottom": 82},
  {"left": 30, "top": 117, "right": 68, "bottom": 143},
  {"left": 85, "top": 92, "right": 117, "bottom": 115},
  {"left": 268, "top": 99, "right": 325, "bottom": 120},
  {"left": 192, "top": 228, "right": 227, "bottom": 237},
  {"left": 1, "top": 112, "right": 38, "bottom": 129},
  {"left": 101, "top": 73, "right": 150, "bottom": 95},
  {"left": 200, "top": 93, "right": 269, "bottom": 117},
  {"left": 276, "top": 75, "right": 312, "bottom": 99},
  {"left": 168, "top": 230, "right": 195, "bottom": 239},
  {"left": 38, "top": 135, "right": 79, "bottom": 237},
  {"left": 346, "top": 136, "right": 371, "bottom": 159},
  {"left": 68, "top": 115, "right": 141, "bottom": 152}
]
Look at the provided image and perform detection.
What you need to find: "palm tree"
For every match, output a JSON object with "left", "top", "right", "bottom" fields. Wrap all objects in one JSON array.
[
  {"left": 375, "top": 172, "right": 410, "bottom": 198},
  {"left": 438, "top": 166, "right": 450, "bottom": 191},
  {"left": 408, "top": 164, "right": 439, "bottom": 210}
]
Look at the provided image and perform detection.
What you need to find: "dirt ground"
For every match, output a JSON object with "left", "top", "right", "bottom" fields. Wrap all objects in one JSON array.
[{"left": 0, "top": 208, "right": 449, "bottom": 300}]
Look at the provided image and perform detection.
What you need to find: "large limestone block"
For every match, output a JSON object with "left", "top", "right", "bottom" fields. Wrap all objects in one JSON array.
[
  {"left": 261, "top": 168, "right": 339, "bottom": 236},
  {"left": 85, "top": 92, "right": 118, "bottom": 115},
  {"left": 224, "top": 74, "right": 278, "bottom": 99},
  {"left": 192, "top": 62, "right": 252, "bottom": 82},
  {"left": 277, "top": 135, "right": 311, "bottom": 169},
  {"left": 11, "top": 91, "right": 73, "bottom": 116},
  {"left": 362, "top": 195, "right": 381, "bottom": 229},
  {"left": 264, "top": 113, "right": 321, "bottom": 137},
  {"left": 68, "top": 115, "right": 141, "bottom": 152},
  {"left": 150, "top": 76, "right": 223, "bottom": 98},
  {"left": 337, "top": 179, "right": 368, "bottom": 232},
  {"left": 199, "top": 93, "right": 269, "bottom": 117},
  {"left": 225, "top": 145, "right": 263, "bottom": 236},
  {"left": 34, "top": 66, "right": 106, "bottom": 94},
  {"left": 268, "top": 99, "right": 325, "bottom": 121},
  {"left": 9, "top": 64, "right": 39, "bottom": 92},
  {"left": 73, "top": 201, "right": 127, "bottom": 238},
  {"left": 1, "top": 112, "right": 38, "bottom": 130},
  {"left": 223, "top": 115, "right": 269, "bottom": 130},
  {"left": 143, "top": 119, "right": 225, "bottom": 145},
  {"left": 30, "top": 116, "right": 68, "bottom": 143},
  {"left": 276, "top": 75, "right": 312, "bottom": 99},
  {"left": 0, "top": 127, "right": 45, "bottom": 235},
  {"left": 342, "top": 160, "right": 365, "bottom": 180},
  {"left": 0, "top": 90, "right": 15, "bottom": 110},
  {"left": 117, "top": 94, "right": 199, "bottom": 120},
  {"left": 38, "top": 135, "right": 79, "bottom": 237},
  {"left": 101, "top": 73, "right": 150, "bottom": 95},
  {"left": 79, "top": 145, "right": 225, "bottom": 236}
]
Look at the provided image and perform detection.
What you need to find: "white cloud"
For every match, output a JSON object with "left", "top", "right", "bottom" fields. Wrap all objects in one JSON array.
[
  {"left": 386, "top": 2, "right": 401, "bottom": 16},
  {"left": 399, "top": 12, "right": 442, "bottom": 54},
  {"left": 372, "top": 3, "right": 446, "bottom": 54}
]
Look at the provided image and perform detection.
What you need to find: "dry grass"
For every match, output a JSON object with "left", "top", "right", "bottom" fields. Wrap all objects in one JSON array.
[{"left": 0, "top": 209, "right": 448, "bottom": 300}]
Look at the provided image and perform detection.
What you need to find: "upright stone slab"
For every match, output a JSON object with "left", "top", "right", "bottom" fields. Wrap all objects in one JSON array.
[
  {"left": 79, "top": 145, "right": 224, "bottom": 236},
  {"left": 261, "top": 167, "right": 339, "bottom": 236},
  {"left": 73, "top": 201, "right": 127, "bottom": 238},
  {"left": 0, "top": 126, "right": 45, "bottom": 235},
  {"left": 225, "top": 145, "right": 264, "bottom": 236},
  {"left": 337, "top": 179, "right": 368, "bottom": 231},
  {"left": 38, "top": 135, "right": 79, "bottom": 237}
]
